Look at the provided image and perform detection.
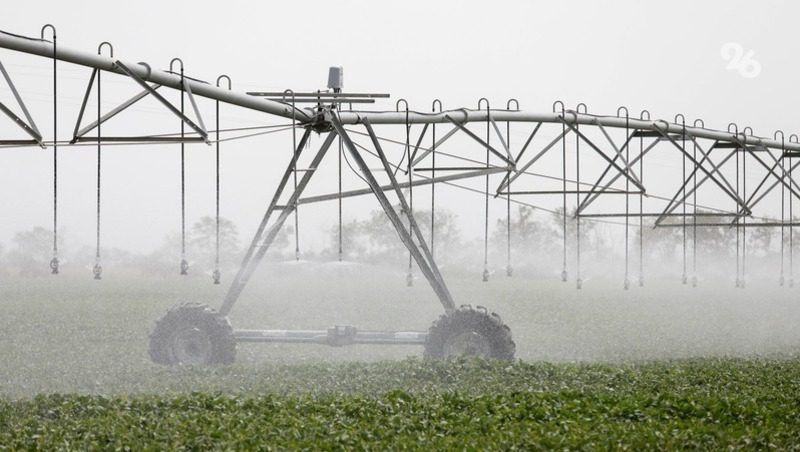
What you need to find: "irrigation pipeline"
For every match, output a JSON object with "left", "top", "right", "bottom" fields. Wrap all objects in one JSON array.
[{"left": 2, "top": 27, "right": 800, "bottom": 289}]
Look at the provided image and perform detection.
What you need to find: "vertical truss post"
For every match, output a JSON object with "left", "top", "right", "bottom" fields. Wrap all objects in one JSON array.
[
  {"left": 731, "top": 124, "right": 742, "bottom": 288},
  {"left": 337, "top": 134, "right": 343, "bottom": 262},
  {"left": 777, "top": 131, "right": 786, "bottom": 287},
  {"left": 431, "top": 99, "right": 442, "bottom": 260},
  {"left": 692, "top": 119, "right": 703, "bottom": 287},
  {"left": 639, "top": 110, "right": 649, "bottom": 286},
  {"left": 574, "top": 105, "right": 587, "bottom": 290},
  {"left": 397, "top": 99, "right": 413, "bottom": 286},
  {"left": 618, "top": 107, "right": 630, "bottom": 290},
  {"left": 41, "top": 25, "right": 59, "bottom": 275},
  {"left": 479, "top": 98, "right": 490, "bottom": 282},
  {"left": 505, "top": 98, "right": 519, "bottom": 277},
  {"left": 213, "top": 75, "right": 231, "bottom": 285},
  {"left": 741, "top": 128, "right": 752, "bottom": 289},
  {"left": 287, "top": 90, "right": 300, "bottom": 262},
  {"left": 555, "top": 101, "right": 567, "bottom": 282},
  {"left": 678, "top": 115, "right": 687, "bottom": 285}
]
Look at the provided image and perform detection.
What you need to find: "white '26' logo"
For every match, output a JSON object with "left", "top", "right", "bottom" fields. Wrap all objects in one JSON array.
[{"left": 721, "top": 42, "right": 761, "bottom": 78}]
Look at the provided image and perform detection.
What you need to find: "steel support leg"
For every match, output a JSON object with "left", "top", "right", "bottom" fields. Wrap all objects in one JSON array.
[
  {"left": 219, "top": 128, "right": 320, "bottom": 316},
  {"left": 332, "top": 115, "right": 456, "bottom": 312}
]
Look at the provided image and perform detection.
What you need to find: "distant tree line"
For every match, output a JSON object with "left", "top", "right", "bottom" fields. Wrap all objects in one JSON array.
[{"left": 0, "top": 208, "right": 796, "bottom": 279}]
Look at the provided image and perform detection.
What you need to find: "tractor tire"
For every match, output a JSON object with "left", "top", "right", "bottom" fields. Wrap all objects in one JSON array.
[
  {"left": 424, "top": 305, "right": 515, "bottom": 360},
  {"left": 149, "top": 303, "right": 236, "bottom": 365}
]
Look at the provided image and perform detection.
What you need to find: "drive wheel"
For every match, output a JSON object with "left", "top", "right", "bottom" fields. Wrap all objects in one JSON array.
[
  {"left": 424, "top": 305, "right": 515, "bottom": 360},
  {"left": 149, "top": 303, "right": 236, "bottom": 365}
]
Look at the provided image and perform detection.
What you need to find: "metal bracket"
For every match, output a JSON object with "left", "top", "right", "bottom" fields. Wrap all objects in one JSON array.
[
  {"left": 115, "top": 60, "right": 208, "bottom": 142},
  {"left": 71, "top": 67, "right": 166, "bottom": 142},
  {"left": 444, "top": 114, "right": 515, "bottom": 167},
  {"left": 0, "top": 60, "right": 44, "bottom": 147}
]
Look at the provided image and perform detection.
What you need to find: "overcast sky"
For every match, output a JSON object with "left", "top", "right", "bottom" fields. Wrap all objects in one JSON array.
[{"left": 1, "top": 0, "right": 798, "bottom": 259}]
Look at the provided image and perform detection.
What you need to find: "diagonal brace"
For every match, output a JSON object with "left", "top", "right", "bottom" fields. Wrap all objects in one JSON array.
[
  {"left": 115, "top": 60, "right": 208, "bottom": 141},
  {"left": 445, "top": 114, "right": 515, "bottom": 167}
]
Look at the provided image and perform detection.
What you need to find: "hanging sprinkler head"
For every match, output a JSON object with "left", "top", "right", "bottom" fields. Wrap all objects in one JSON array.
[
  {"left": 49, "top": 257, "right": 59, "bottom": 275},
  {"left": 180, "top": 259, "right": 189, "bottom": 276},
  {"left": 212, "top": 269, "right": 221, "bottom": 285},
  {"left": 93, "top": 262, "right": 102, "bottom": 280}
]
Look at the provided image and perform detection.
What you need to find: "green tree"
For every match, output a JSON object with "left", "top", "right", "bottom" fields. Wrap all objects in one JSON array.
[
  {"left": 190, "top": 216, "right": 242, "bottom": 269},
  {"left": 325, "top": 206, "right": 462, "bottom": 265},
  {"left": 7, "top": 227, "right": 62, "bottom": 277}
]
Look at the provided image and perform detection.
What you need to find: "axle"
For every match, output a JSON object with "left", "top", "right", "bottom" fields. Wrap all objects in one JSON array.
[{"left": 234, "top": 326, "right": 428, "bottom": 346}]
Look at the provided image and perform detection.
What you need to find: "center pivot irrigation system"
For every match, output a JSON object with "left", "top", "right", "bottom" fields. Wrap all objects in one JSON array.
[{"left": 1, "top": 26, "right": 798, "bottom": 364}]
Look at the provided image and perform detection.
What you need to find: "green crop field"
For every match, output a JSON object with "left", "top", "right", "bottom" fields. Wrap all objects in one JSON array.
[{"left": 1, "top": 265, "right": 799, "bottom": 449}]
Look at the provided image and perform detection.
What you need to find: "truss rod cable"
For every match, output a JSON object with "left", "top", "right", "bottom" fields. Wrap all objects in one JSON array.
[
  {"left": 575, "top": 105, "right": 585, "bottom": 290},
  {"left": 779, "top": 133, "right": 786, "bottom": 286},
  {"left": 352, "top": 127, "right": 749, "bottom": 217},
  {"left": 343, "top": 127, "right": 505, "bottom": 170},
  {"left": 431, "top": 99, "right": 442, "bottom": 259},
  {"left": 213, "top": 75, "right": 231, "bottom": 284},
  {"left": 215, "top": 97, "right": 221, "bottom": 284},
  {"left": 639, "top": 110, "right": 649, "bottom": 287},
  {"left": 0, "top": 125, "right": 299, "bottom": 150},
  {"left": 679, "top": 115, "right": 687, "bottom": 285},
  {"left": 288, "top": 91, "right": 300, "bottom": 262},
  {"left": 480, "top": 98, "right": 491, "bottom": 282},
  {"left": 554, "top": 101, "right": 567, "bottom": 282},
  {"left": 93, "top": 43, "right": 108, "bottom": 281},
  {"left": 620, "top": 108, "right": 630, "bottom": 290},
  {"left": 172, "top": 59, "right": 189, "bottom": 276},
  {"left": 733, "top": 125, "right": 741, "bottom": 288},
  {"left": 347, "top": 127, "right": 767, "bottom": 225},
  {"left": 42, "top": 25, "right": 59, "bottom": 275},
  {"left": 136, "top": 123, "right": 296, "bottom": 139},
  {"left": 338, "top": 136, "right": 343, "bottom": 262},
  {"left": 787, "top": 134, "right": 797, "bottom": 287},
  {"left": 400, "top": 100, "right": 413, "bottom": 286},
  {"left": 693, "top": 119, "right": 702, "bottom": 288},
  {"left": 348, "top": 136, "right": 653, "bottom": 229},
  {"left": 743, "top": 132, "right": 748, "bottom": 288},
  {"left": 506, "top": 98, "right": 518, "bottom": 277}
]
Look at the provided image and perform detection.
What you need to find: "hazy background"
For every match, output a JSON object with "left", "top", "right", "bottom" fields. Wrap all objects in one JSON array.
[
  {"left": 0, "top": 2, "right": 798, "bottom": 387},
  {"left": 0, "top": 0, "right": 797, "bottom": 278}
]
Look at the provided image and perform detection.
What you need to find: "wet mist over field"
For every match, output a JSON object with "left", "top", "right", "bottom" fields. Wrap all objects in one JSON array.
[{"left": 0, "top": 253, "right": 797, "bottom": 398}]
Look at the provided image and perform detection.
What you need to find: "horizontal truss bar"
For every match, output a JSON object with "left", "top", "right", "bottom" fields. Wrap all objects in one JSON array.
[
  {"left": 2, "top": 29, "right": 800, "bottom": 154},
  {"left": 234, "top": 328, "right": 427, "bottom": 346},
  {"left": 297, "top": 167, "right": 507, "bottom": 205},
  {"left": 499, "top": 190, "right": 639, "bottom": 195},
  {"left": 73, "top": 136, "right": 207, "bottom": 143},
  {"left": 266, "top": 98, "right": 375, "bottom": 104},
  {"left": 248, "top": 92, "right": 390, "bottom": 98}
]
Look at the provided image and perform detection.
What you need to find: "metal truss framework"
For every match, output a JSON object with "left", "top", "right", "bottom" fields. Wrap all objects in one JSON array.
[{"left": 1, "top": 27, "right": 799, "bottom": 340}]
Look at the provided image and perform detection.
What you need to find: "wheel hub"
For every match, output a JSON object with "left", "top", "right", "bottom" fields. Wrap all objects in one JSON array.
[
  {"left": 443, "top": 331, "right": 491, "bottom": 358},
  {"left": 172, "top": 327, "right": 212, "bottom": 365}
]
